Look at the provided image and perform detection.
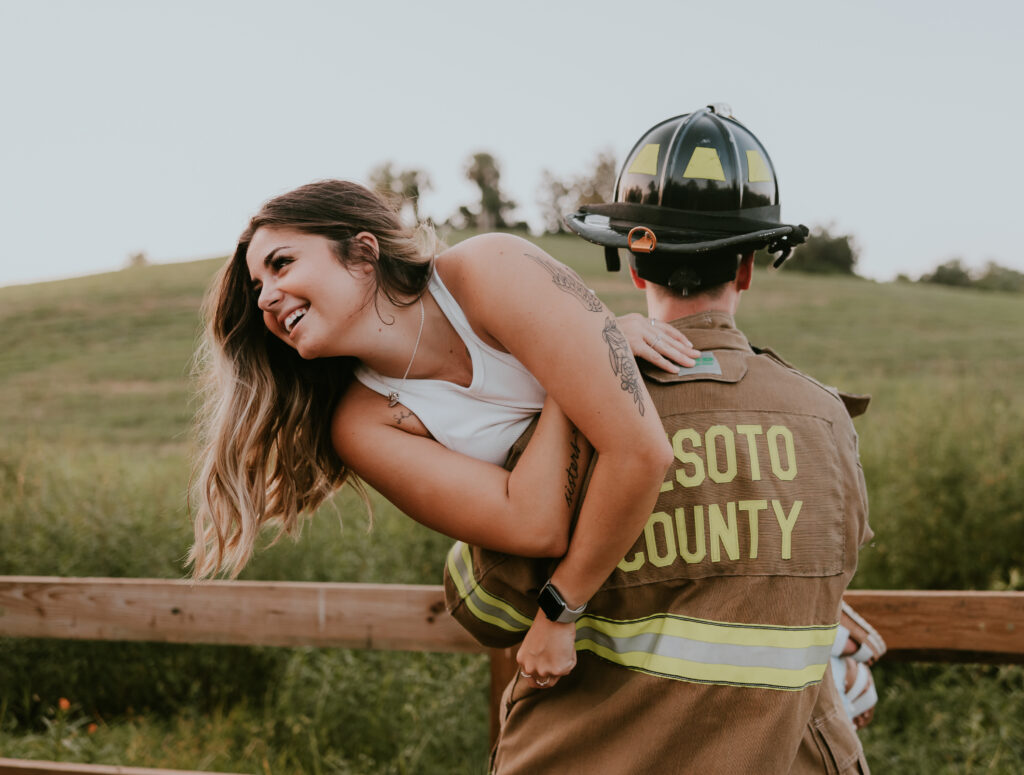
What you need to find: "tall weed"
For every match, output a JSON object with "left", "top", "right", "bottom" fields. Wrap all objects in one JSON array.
[
  {"left": 855, "top": 383, "right": 1024, "bottom": 590},
  {"left": 862, "top": 664, "right": 1024, "bottom": 773},
  {"left": 0, "top": 651, "right": 490, "bottom": 775}
]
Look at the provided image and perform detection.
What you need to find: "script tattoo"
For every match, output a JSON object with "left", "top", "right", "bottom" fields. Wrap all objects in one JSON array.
[
  {"left": 564, "top": 428, "right": 582, "bottom": 507},
  {"left": 525, "top": 252, "right": 603, "bottom": 312},
  {"left": 602, "top": 317, "right": 645, "bottom": 416}
]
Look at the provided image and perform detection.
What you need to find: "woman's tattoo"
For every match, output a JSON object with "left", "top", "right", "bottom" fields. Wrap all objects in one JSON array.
[
  {"left": 525, "top": 252, "right": 603, "bottom": 312},
  {"left": 564, "top": 428, "right": 582, "bottom": 507},
  {"left": 602, "top": 317, "right": 646, "bottom": 416},
  {"left": 393, "top": 409, "right": 414, "bottom": 425}
]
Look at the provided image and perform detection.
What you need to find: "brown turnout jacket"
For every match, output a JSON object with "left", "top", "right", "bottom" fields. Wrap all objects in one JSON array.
[{"left": 444, "top": 311, "right": 873, "bottom": 774}]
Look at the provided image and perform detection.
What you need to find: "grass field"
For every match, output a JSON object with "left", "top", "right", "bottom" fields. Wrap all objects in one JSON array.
[{"left": 1, "top": 231, "right": 1022, "bottom": 772}]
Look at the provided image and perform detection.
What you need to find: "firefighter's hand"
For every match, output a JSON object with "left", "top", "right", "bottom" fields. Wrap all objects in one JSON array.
[
  {"left": 516, "top": 615, "right": 576, "bottom": 689},
  {"left": 617, "top": 313, "right": 699, "bottom": 373}
]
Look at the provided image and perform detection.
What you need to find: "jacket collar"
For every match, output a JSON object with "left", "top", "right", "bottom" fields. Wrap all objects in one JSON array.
[{"left": 666, "top": 309, "right": 751, "bottom": 353}]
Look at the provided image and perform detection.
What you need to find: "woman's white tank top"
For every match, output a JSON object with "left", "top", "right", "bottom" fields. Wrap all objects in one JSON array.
[{"left": 353, "top": 271, "right": 545, "bottom": 465}]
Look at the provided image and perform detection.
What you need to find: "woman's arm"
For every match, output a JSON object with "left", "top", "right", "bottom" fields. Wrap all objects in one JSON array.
[
  {"left": 444, "top": 234, "right": 673, "bottom": 686},
  {"left": 333, "top": 316, "right": 683, "bottom": 555},
  {"left": 333, "top": 386, "right": 591, "bottom": 558},
  {"left": 340, "top": 234, "right": 673, "bottom": 686}
]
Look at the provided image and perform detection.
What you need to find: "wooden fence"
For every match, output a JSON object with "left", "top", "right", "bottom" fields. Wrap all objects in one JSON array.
[{"left": 1, "top": 577, "right": 1022, "bottom": 774}]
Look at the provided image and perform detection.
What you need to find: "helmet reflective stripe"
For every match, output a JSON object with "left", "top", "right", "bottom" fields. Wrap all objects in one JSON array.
[
  {"left": 747, "top": 150, "right": 772, "bottom": 182},
  {"left": 627, "top": 144, "right": 660, "bottom": 176},
  {"left": 682, "top": 147, "right": 727, "bottom": 181},
  {"left": 446, "top": 542, "right": 531, "bottom": 633},
  {"left": 576, "top": 614, "right": 836, "bottom": 691}
]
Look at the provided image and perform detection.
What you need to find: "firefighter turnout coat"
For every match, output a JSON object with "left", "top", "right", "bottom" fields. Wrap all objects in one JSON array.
[{"left": 444, "top": 310, "right": 874, "bottom": 774}]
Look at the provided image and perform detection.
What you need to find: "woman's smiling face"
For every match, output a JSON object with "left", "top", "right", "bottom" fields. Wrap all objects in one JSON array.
[{"left": 245, "top": 226, "right": 376, "bottom": 359}]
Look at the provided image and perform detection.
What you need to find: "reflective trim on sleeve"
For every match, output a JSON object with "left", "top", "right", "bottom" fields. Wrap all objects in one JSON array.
[
  {"left": 446, "top": 542, "right": 533, "bottom": 633},
  {"left": 446, "top": 541, "right": 834, "bottom": 689},
  {"left": 575, "top": 613, "right": 836, "bottom": 691}
]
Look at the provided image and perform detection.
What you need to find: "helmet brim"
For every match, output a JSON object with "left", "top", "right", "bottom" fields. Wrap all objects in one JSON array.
[{"left": 564, "top": 210, "right": 802, "bottom": 255}]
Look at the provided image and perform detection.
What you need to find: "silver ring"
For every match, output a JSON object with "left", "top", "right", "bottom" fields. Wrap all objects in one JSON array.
[
  {"left": 536, "top": 677, "right": 551, "bottom": 686},
  {"left": 650, "top": 318, "right": 658, "bottom": 326},
  {"left": 520, "top": 671, "right": 532, "bottom": 679}
]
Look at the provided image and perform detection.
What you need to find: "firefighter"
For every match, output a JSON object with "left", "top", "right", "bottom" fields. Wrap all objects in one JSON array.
[{"left": 446, "top": 105, "right": 875, "bottom": 773}]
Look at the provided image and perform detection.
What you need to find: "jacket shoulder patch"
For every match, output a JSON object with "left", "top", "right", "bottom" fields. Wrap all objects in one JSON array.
[{"left": 642, "top": 351, "right": 746, "bottom": 384}]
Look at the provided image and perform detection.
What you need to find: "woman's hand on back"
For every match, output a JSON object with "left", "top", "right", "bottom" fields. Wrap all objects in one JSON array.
[{"left": 617, "top": 313, "right": 700, "bottom": 373}]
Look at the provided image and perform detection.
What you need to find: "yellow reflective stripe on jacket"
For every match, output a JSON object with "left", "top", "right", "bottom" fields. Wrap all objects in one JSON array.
[
  {"left": 446, "top": 542, "right": 532, "bottom": 633},
  {"left": 575, "top": 613, "right": 836, "bottom": 691},
  {"left": 449, "top": 542, "right": 834, "bottom": 689}
]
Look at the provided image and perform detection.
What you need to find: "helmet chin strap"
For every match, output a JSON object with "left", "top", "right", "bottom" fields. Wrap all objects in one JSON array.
[
  {"left": 768, "top": 226, "right": 809, "bottom": 267},
  {"left": 604, "top": 246, "right": 620, "bottom": 272}
]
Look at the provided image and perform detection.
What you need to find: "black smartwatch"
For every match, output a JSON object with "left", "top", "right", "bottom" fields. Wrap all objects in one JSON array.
[{"left": 537, "top": 581, "right": 587, "bottom": 623}]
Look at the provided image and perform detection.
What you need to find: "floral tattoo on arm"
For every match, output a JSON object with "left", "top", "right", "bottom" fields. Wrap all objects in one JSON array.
[
  {"left": 602, "top": 317, "right": 645, "bottom": 416},
  {"left": 525, "top": 252, "right": 604, "bottom": 312}
]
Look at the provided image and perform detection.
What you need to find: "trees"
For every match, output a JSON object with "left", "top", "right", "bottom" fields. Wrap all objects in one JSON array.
[
  {"left": 755, "top": 226, "right": 859, "bottom": 275},
  {"left": 918, "top": 259, "right": 1024, "bottom": 292},
  {"left": 974, "top": 262, "right": 1024, "bottom": 293},
  {"left": 536, "top": 149, "right": 617, "bottom": 234},
  {"left": 919, "top": 258, "right": 973, "bottom": 288},
  {"left": 536, "top": 170, "right": 574, "bottom": 234},
  {"left": 124, "top": 251, "right": 149, "bottom": 269},
  {"left": 461, "top": 152, "right": 517, "bottom": 230},
  {"left": 368, "top": 162, "right": 433, "bottom": 224}
]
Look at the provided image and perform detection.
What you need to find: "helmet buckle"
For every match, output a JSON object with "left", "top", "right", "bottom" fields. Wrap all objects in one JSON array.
[{"left": 627, "top": 226, "right": 657, "bottom": 254}]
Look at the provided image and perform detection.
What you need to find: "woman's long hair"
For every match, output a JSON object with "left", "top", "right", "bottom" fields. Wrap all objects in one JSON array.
[{"left": 189, "top": 180, "right": 438, "bottom": 578}]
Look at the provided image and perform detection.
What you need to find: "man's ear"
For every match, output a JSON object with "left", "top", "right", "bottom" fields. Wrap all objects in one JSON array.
[
  {"left": 628, "top": 265, "right": 646, "bottom": 290},
  {"left": 736, "top": 252, "right": 755, "bottom": 291}
]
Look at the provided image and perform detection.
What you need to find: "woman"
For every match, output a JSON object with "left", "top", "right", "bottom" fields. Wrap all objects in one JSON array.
[{"left": 191, "top": 180, "right": 696, "bottom": 688}]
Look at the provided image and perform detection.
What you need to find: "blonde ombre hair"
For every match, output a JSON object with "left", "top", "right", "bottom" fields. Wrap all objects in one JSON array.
[{"left": 189, "top": 180, "right": 439, "bottom": 578}]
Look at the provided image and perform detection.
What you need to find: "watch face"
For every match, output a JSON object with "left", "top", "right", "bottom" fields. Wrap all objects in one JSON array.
[{"left": 538, "top": 583, "right": 565, "bottom": 622}]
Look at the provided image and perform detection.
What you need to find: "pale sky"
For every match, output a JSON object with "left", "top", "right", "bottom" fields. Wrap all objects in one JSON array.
[{"left": 2, "top": 0, "right": 1022, "bottom": 287}]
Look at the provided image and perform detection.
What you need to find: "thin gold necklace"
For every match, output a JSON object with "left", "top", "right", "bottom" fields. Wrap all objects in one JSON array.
[{"left": 388, "top": 296, "right": 426, "bottom": 408}]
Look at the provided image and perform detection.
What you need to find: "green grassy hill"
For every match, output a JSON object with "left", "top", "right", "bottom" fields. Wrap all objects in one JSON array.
[{"left": 1, "top": 234, "right": 1022, "bottom": 772}]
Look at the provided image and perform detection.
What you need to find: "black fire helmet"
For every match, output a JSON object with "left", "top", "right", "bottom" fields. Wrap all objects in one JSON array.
[{"left": 565, "top": 104, "right": 808, "bottom": 293}]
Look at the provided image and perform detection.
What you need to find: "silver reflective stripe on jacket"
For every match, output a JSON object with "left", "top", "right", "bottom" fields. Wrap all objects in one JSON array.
[{"left": 576, "top": 613, "right": 835, "bottom": 691}]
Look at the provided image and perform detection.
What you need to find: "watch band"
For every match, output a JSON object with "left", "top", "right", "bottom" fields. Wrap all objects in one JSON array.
[{"left": 537, "top": 581, "right": 587, "bottom": 623}]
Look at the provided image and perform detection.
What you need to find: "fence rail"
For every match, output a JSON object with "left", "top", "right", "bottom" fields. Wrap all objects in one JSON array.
[
  {"left": 0, "top": 576, "right": 475, "bottom": 652},
  {"left": 842, "top": 589, "right": 1024, "bottom": 664},
  {"left": 0, "top": 759, "right": 235, "bottom": 775},
  {"left": 2, "top": 577, "right": 1023, "bottom": 775},
  {"left": 2, "top": 577, "right": 1021, "bottom": 662}
]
